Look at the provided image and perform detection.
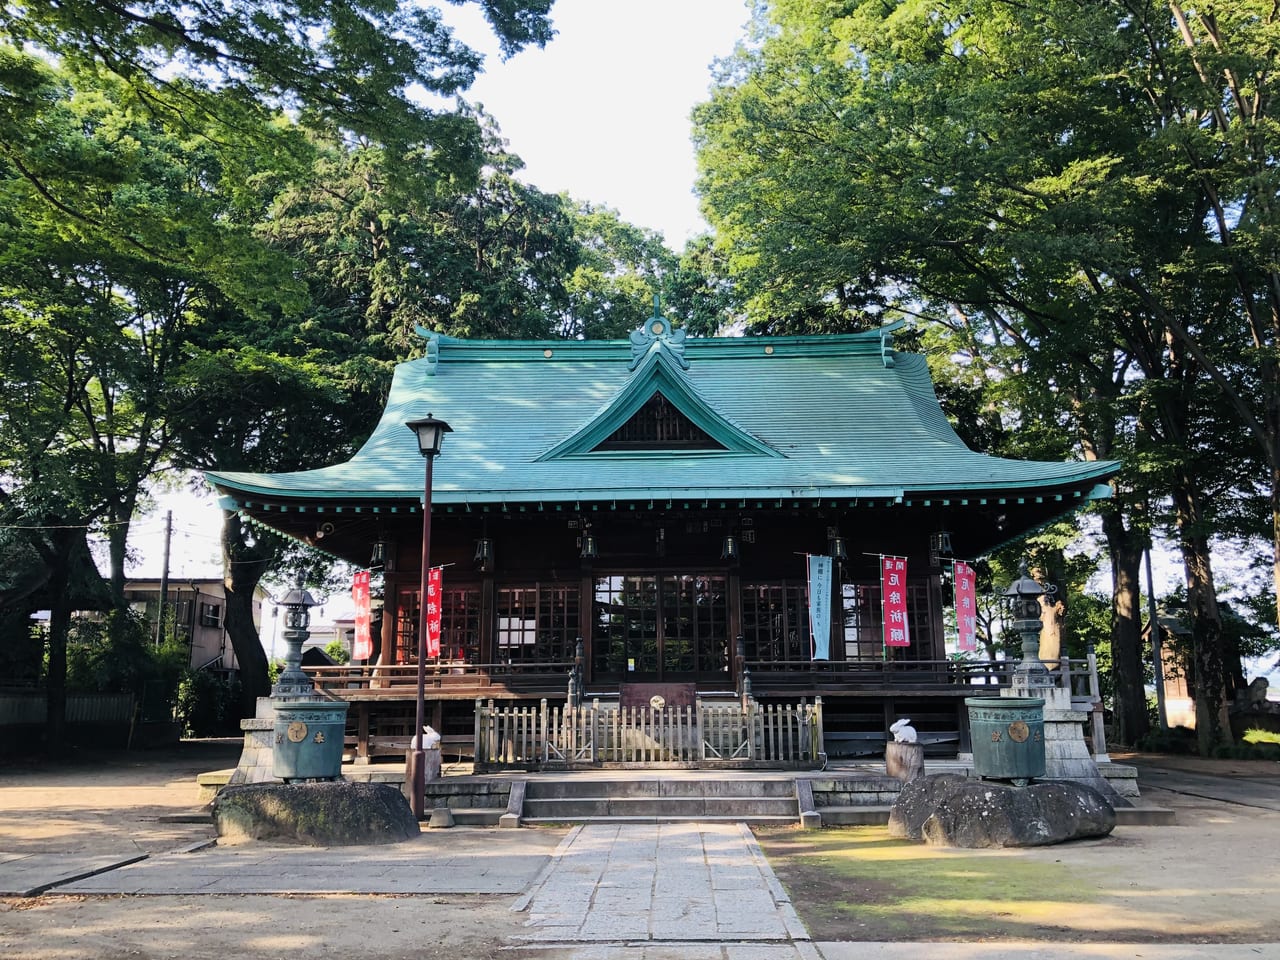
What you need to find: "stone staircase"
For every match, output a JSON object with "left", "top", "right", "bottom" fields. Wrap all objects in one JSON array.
[{"left": 513, "top": 777, "right": 803, "bottom": 825}]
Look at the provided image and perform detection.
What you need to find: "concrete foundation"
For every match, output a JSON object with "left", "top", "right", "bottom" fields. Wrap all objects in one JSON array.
[{"left": 226, "top": 698, "right": 282, "bottom": 788}]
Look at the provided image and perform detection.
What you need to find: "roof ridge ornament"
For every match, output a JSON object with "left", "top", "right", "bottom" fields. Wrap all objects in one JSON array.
[
  {"left": 880, "top": 324, "right": 896, "bottom": 368},
  {"left": 414, "top": 324, "right": 441, "bottom": 375},
  {"left": 629, "top": 294, "right": 688, "bottom": 371}
]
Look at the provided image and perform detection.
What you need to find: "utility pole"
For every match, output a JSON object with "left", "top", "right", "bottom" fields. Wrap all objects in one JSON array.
[{"left": 154, "top": 510, "right": 172, "bottom": 647}]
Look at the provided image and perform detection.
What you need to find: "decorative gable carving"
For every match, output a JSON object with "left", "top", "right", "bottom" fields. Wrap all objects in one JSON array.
[
  {"left": 536, "top": 325, "right": 781, "bottom": 462},
  {"left": 595, "top": 393, "right": 724, "bottom": 451}
]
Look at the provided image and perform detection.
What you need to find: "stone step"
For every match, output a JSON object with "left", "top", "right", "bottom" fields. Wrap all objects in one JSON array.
[
  {"left": 522, "top": 778, "right": 796, "bottom": 801},
  {"left": 814, "top": 803, "right": 1174, "bottom": 828},
  {"left": 814, "top": 805, "right": 892, "bottom": 826},
  {"left": 450, "top": 807, "right": 504, "bottom": 827},
  {"left": 521, "top": 814, "right": 799, "bottom": 825},
  {"left": 522, "top": 795, "right": 798, "bottom": 819}
]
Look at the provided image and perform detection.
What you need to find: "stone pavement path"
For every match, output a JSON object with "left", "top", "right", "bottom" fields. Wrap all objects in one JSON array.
[
  {"left": 51, "top": 829, "right": 556, "bottom": 896},
  {"left": 0, "top": 851, "right": 147, "bottom": 897},
  {"left": 512, "top": 822, "right": 811, "bottom": 950}
]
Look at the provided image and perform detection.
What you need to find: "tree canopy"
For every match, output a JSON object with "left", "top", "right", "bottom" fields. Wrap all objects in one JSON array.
[{"left": 693, "top": 0, "right": 1280, "bottom": 750}]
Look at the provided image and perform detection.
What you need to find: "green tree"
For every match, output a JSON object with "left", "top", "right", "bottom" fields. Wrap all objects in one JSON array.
[
  {"left": 0, "top": 52, "right": 311, "bottom": 746},
  {"left": 2, "top": 0, "right": 557, "bottom": 741},
  {"left": 2, "top": 0, "right": 555, "bottom": 148},
  {"left": 693, "top": 0, "right": 1277, "bottom": 753}
]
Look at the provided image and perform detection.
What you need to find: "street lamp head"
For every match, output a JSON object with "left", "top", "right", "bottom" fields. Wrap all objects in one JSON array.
[{"left": 405, "top": 414, "right": 453, "bottom": 458}]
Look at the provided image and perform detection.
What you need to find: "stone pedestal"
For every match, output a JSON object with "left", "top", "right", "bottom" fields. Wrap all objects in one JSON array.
[
  {"left": 227, "top": 698, "right": 282, "bottom": 787},
  {"left": 885, "top": 741, "right": 925, "bottom": 782},
  {"left": 424, "top": 746, "right": 441, "bottom": 782},
  {"left": 427, "top": 804, "right": 455, "bottom": 829}
]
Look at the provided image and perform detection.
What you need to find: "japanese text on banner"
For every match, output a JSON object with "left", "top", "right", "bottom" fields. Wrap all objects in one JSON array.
[
  {"left": 954, "top": 560, "right": 977, "bottom": 652},
  {"left": 426, "top": 567, "right": 443, "bottom": 658},
  {"left": 881, "top": 556, "right": 911, "bottom": 647},
  {"left": 807, "top": 554, "right": 832, "bottom": 660},
  {"left": 352, "top": 570, "right": 372, "bottom": 660}
]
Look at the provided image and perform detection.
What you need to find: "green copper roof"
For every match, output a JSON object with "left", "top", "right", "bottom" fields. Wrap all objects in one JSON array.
[{"left": 205, "top": 321, "right": 1119, "bottom": 507}]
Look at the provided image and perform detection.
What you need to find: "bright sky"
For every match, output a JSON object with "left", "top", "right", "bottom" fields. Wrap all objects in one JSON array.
[
  {"left": 124, "top": 0, "right": 752, "bottom": 595},
  {"left": 449, "top": 0, "right": 751, "bottom": 246}
]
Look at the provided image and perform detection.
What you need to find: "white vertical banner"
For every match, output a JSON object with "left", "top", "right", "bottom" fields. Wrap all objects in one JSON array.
[{"left": 807, "top": 554, "right": 832, "bottom": 660}]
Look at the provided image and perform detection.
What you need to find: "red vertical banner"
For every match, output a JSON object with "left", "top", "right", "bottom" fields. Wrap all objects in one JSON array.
[
  {"left": 352, "top": 570, "right": 372, "bottom": 660},
  {"left": 425, "top": 567, "right": 443, "bottom": 658},
  {"left": 881, "top": 556, "right": 911, "bottom": 647},
  {"left": 954, "top": 560, "right": 978, "bottom": 652}
]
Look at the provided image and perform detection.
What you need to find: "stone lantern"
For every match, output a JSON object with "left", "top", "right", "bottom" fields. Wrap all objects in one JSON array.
[
  {"left": 271, "top": 582, "right": 349, "bottom": 782},
  {"left": 1001, "top": 561, "right": 1054, "bottom": 690},
  {"left": 273, "top": 583, "right": 319, "bottom": 700}
]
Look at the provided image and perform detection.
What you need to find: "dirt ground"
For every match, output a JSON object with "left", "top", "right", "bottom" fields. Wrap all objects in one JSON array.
[
  {"left": 757, "top": 752, "right": 1280, "bottom": 943},
  {"left": 0, "top": 742, "right": 537, "bottom": 960},
  {"left": 1, "top": 742, "right": 1278, "bottom": 957}
]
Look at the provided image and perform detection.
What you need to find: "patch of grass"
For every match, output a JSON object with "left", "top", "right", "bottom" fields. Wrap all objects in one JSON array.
[{"left": 754, "top": 825, "right": 1093, "bottom": 941}]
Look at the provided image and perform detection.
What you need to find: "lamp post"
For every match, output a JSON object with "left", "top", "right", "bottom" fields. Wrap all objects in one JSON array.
[
  {"left": 1001, "top": 560, "right": 1054, "bottom": 689},
  {"left": 404, "top": 413, "right": 451, "bottom": 820}
]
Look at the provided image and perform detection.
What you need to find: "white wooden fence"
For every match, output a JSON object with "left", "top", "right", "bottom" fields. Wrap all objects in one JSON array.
[{"left": 473, "top": 696, "right": 824, "bottom": 771}]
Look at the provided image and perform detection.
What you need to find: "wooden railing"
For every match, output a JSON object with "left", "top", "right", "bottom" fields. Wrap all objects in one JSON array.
[
  {"left": 745, "top": 657, "right": 1016, "bottom": 689},
  {"left": 473, "top": 696, "right": 825, "bottom": 771},
  {"left": 304, "top": 661, "right": 574, "bottom": 698}
]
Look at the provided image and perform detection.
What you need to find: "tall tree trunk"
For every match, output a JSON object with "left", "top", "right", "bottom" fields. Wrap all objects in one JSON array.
[
  {"left": 1270, "top": 375, "right": 1280, "bottom": 636},
  {"left": 107, "top": 518, "right": 130, "bottom": 608},
  {"left": 1169, "top": 479, "right": 1232, "bottom": 753},
  {"left": 220, "top": 511, "right": 274, "bottom": 717},
  {"left": 42, "top": 528, "right": 78, "bottom": 755},
  {"left": 1101, "top": 507, "right": 1150, "bottom": 746}
]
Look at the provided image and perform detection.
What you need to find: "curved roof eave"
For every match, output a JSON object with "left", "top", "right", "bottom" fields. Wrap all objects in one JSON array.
[{"left": 206, "top": 464, "right": 1119, "bottom": 508}]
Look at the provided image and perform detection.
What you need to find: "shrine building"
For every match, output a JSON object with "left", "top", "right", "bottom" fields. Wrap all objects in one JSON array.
[{"left": 205, "top": 310, "right": 1118, "bottom": 761}]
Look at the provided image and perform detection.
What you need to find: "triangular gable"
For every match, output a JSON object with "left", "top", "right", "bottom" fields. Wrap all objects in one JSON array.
[{"left": 536, "top": 348, "right": 782, "bottom": 460}]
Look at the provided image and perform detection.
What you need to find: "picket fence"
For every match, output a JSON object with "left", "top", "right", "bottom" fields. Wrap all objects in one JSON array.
[{"left": 473, "top": 696, "right": 824, "bottom": 771}]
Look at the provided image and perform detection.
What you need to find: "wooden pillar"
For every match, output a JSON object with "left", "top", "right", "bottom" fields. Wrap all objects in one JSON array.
[
  {"left": 380, "top": 579, "right": 398, "bottom": 666},
  {"left": 579, "top": 570, "right": 595, "bottom": 683},
  {"left": 829, "top": 565, "right": 842, "bottom": 662},
  {"left": 927, "top": 567, "right": 946, "bottom": 659},
  {"left": 356, "top": 702, "right": 370, "bottom": 763},
  {"left": 479, "top": 575, "right": 495, "bottom": 668},
  {"left": 727, "top": 570, "right": 742, "bottom": 685}
]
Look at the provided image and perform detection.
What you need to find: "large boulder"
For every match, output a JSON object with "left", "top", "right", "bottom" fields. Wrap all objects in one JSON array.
[
  {"left": 212, "top": 781, "right": 420, "bottom": 846},
  {"left": 888, "top": 773, "right": 1115, "bottom": 848}
]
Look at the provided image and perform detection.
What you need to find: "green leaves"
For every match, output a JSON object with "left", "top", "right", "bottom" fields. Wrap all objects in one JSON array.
[{"left": 3, "top": 0, "right": 555, "bottom": 147}]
